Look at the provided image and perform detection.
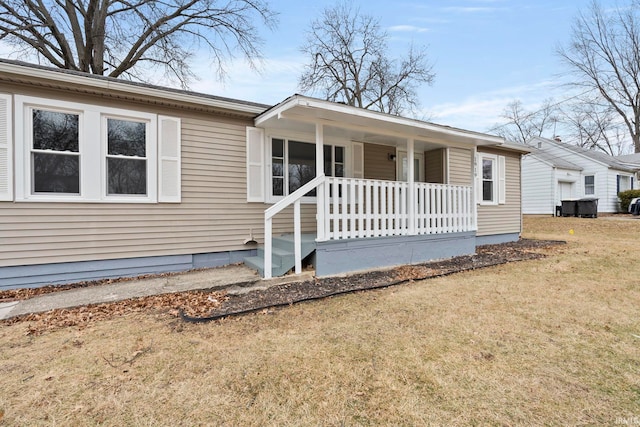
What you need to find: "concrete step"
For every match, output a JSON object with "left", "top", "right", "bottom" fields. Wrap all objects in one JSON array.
[
  {"left": 243, "top": 233, "right": 317, "bottom": 278},
  {"left": 243, "top": 255, "right": 291, "bottom": 278}
]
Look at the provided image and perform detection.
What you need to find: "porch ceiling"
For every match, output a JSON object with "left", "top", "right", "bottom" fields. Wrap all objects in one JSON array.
[{"left": 255, "top": 95, "right": 506, "bottom": 151}]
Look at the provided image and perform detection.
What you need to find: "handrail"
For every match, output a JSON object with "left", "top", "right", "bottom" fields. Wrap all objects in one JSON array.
[
  {"left": 265, "top": 175, "right": 326, "bottom": 219},
  {"left": 264, "top": 174, "right": 327, "bottom": 279}
]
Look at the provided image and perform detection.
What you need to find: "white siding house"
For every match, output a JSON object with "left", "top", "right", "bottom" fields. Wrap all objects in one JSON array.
[
  {"left": 522, "top": 137, "right": 638, "bottom": 215},
  {"left": 616, "top": 153, "right": 640, "bottom": 187}
]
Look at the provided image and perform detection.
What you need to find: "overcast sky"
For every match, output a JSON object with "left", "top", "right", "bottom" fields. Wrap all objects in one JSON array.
[{"left": 187, "top": 0, "right": 609, "bottom": 134}]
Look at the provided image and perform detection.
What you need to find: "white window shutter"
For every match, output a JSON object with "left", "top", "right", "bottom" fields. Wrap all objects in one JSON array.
[
  {"left": 498, "top": 155, "right": 506, "bottom": 204},
  {"left": 352, "top": 141, "right": 364, "bottom": 178},
  {"left": 246, "top": 126, "right": 265, "bottom": 202},
  {"left": 475, "top": 154, "right": 482, "bottom": 203},
  {"left": 158, "top": 116, "right": 181, "bottom": 203},
  {"left": 0, "top": 93, "right": 12, "bottom": 202}
]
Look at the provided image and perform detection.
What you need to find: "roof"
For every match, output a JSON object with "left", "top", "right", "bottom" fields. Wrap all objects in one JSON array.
[
  {"left": 525, "top": 146, "right": 583, "bottom": 171},
  {"left": 616, "top": 153, "right": 640, "bottom": 165},
  {"left": 257, "top": 94, "right": 526, "bottom": 152},
  {"left": 0, "top": 60, "right": 528, "bottom": 153},
  {"left": 528, "top": 136, "right": 639, "bottom": 172},
  {"left": 0, "top": 59, "right": 269, "bottom": 117}
]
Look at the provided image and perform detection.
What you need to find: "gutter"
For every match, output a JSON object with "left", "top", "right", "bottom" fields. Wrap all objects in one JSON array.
[{"left": 0, "top": 59, "right": 269, "bottom": 116}]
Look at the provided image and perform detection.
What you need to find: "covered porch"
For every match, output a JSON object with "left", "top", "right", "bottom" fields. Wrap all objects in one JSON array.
[{"left": 251, "top": 95, "right": 505, "bottom": 278}]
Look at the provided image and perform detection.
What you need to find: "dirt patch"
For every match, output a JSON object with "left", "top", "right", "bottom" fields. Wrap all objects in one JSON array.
[{"left": 1, "top": 239, "right": 564, "bottom": 334}]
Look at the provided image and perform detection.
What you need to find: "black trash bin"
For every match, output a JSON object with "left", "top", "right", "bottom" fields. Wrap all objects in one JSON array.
[
  {"left": 577, "top": 197, "right": 598, "bottom": 218},
  {"left": 561, "top": 200, "right": 578, "bottom": 217}
]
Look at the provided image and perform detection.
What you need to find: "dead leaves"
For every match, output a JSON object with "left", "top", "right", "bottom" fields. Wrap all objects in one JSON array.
[
  {"left": 5, "top": 291, "right": 228, "bottom": 336},
  {"left": 1, "top": 239, "right": 563, "bottom": 335}
]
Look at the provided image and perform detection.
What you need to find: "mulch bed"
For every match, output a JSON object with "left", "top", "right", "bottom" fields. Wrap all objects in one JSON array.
[{"left": 1, "top": 239, "right": 564, "bottom": 334}]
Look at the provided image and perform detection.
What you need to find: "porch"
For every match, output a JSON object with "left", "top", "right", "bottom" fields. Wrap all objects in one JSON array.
[
  {"left": 248, "top": 95, "right": 507, "bottom": 279},
  {"left": 254, "top": 175, "right": 476, "bottom": 278}
]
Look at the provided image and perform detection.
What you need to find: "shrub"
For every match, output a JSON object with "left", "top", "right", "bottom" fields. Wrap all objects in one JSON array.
[{"left": 618, "top": 189, "right": 640, "bottom": 212}]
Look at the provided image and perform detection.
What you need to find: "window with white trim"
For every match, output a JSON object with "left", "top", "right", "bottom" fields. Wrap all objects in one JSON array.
[
  {"left": 270, "top": 138, "right": 345, "bottom": 198},
  {"left": 482, "top": 157, "right": 494, "bottom": 202},
  {"left": 31, "top": 108, "right": 80, "bottom": 194},
  {"left": 106, "top": 117, "right": 147, "bottom": 195},
  {"left": 14, "top": 95, "right": 180, "bottom": 203},
  {"left": 584, "top": 175, "right": 595, "bottom": 195},
  {"left": 617, "top": 174, "right": 631, "bottom": 194},
  {"left": 477, "top": 153, "right": 506, "bottom": 205}
]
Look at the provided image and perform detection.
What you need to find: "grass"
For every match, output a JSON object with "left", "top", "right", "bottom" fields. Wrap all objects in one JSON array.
[{"left": 1, "top": 216, "right": 639, "bottom": 426}]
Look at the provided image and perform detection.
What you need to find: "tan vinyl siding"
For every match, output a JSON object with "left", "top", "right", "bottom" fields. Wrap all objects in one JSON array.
[
  {"left": 364, "top": 143, "right": 396, "bottom": 181},
  {"left": 448, "top": 147, "right": 473, "bottom": 186},
  {"left": 424, "top": 148, "right": 445, "bottom": 183},
  {"left": 476, "top": 148, "right": 522, "bottom": 237},
  {"left": 0, "top": 87, "right": 316, "bottom": 267}
]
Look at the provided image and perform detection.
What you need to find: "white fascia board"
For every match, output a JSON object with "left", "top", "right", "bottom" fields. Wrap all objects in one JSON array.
[
  {"left": 496, "top": 141, "right": 531, "bottom": 153},
  {"left": 0, "top": 62, "right": 267, "bottom": 115},
  {"left": 256, "top": 95, "right": 505, "bottom": 146}
]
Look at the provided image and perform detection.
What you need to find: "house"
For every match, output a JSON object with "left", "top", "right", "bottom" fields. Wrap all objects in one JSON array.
[
  {"left": 616, "top": 153, "right": 640, "bottom": 189},
  {"left": 522, "top": 136, "right": 638, "bottom": 215},
  {"left": 0, "top": 59, "right": 528, "bottom": 288}
]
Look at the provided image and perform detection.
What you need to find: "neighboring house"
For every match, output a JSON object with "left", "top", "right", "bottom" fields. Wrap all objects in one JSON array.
[
  {"left": 616, "top": 153, "right": 640, "bottom": 188},
  {"left": 0, "top": 59, "right": 528, "bottom": 288},
  {"left": 522, "top": 136, "right": 638, "bottom": 215}
]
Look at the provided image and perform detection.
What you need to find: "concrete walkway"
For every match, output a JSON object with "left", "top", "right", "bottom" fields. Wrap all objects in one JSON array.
[{"left": 0, "top": 264, "right": 313, "bottom": 320}]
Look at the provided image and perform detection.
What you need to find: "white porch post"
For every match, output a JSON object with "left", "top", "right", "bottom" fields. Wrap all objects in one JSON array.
[
  {"left": 316, "top": 123, "right": 326, "bottom": 240},
  {"left": 407, "top": 138, "right": 416, "bottom": 235},
  {"left": 471, "top": 146, "right": 478, "bottom": 230}
]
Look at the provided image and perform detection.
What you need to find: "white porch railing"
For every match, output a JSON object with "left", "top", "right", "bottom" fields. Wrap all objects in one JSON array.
[
  {"left": 317, "top": 177, "right": 475, "bottom": 241},
  {"left": 263, "top": 176, "right": 475, "bottom": 279},
  {"left": 264, "top": 175, "right": 326, "bottom": 279}
]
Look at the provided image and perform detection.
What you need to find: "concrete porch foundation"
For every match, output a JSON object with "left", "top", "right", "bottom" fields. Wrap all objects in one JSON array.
[{"left": 314, "top": 231, "right": 476, "bottom": 277}]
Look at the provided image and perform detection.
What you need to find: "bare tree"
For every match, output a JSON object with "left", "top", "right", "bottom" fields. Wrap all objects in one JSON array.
[
  {"left": 488, "top": 99, "right": 559, "bottom": 144},
  {"left": 0, "top": 0, "right": 277, "bottom": 88},
  {"left": 557, "top": 0, "right": 640, "bottom": 152},
  {"left": 560, "top": 95, "right": 628, "bottom": 155},
  {"left": 298, "top": 2, "right": 434, "bottom": 116}
]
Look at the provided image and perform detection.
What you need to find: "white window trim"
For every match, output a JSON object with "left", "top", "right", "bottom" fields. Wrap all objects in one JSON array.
[
  {"left": 15, "top": 95, "right": 158, "bottom": 203},
  {"left": 478, "top": 153, "right": 499, "bottom": 205},
  {"left": 584, "top": 173, "right": 596, "bottom": 196},
  {"left": 266, "top": 134, "right": 349, "bottom": 204},
  {"left": 617, "top": 174, "right": 633, "bottom": 193}
]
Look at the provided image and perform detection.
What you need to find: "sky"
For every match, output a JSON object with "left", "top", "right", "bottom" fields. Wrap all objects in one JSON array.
[
  {"left": 189, "top": 0, "right": 605, "bottom": 135},
  {"left": 0, "top": 0, "right": 619, "bottom": 137}
]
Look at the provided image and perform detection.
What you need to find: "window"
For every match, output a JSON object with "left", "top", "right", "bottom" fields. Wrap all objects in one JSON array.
[
  {"left": 482, "top": 157, "right": 495, "bottom": 202},
  {"left": 270, "top": 138, "right": 345, "bottom": 198},
  {"left": 31, "top": 109, "right": 80, "bottom": 194},
  {"left": 584, "top": 175, "right": 595, "bottom": 195},
  {"left": 324, "top": 145, "right": 345, "bottom": 178},
  {"left": 14, "top": 95, "right": 181, "bottom": 203},
  {"left": 106, "top": 118, "right": 147, "bottom": 195},
  {"left": 477, "top": 153, "right": 506, "bottom": 205},
  {"left": 617, "top": 175, "right": 632, "bottom": 194}
]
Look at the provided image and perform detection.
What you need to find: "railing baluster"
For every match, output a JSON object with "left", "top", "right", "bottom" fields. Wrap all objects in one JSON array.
[
  {"left": 373, "top": 181, "right": 379, "bottom": 237},
  {"left": 342, "top": 179, "right": 349, "bottom": 238},
  {"left": 294, "top": 199, "right": 302, "bottom": 274},
  {"left": 332, "top": 178, "right": 339, "bottom": 240}
]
